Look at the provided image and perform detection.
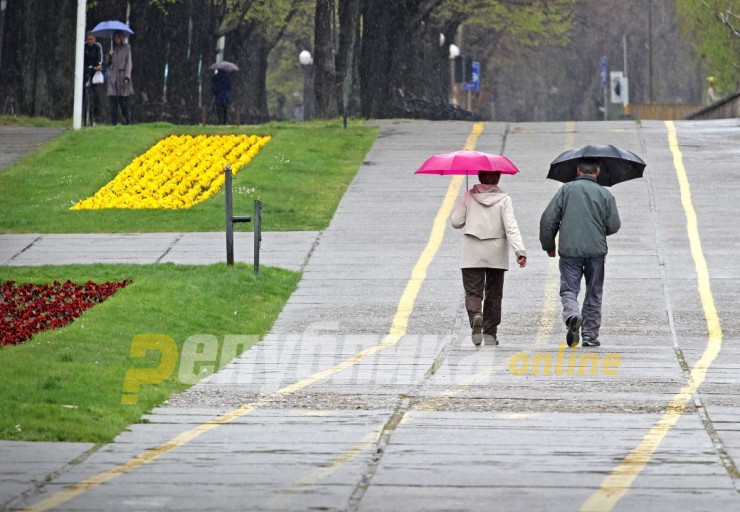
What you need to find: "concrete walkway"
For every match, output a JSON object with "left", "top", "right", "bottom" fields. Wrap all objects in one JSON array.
[
  {"left": 3, "top": 119, "right": 739, "bottom": 511},
  {"left": 0, "top": 126, "right": 65, "bottom": 171},
  {"left": 0, "top": 232, "right": 319, "bottom": 271}
]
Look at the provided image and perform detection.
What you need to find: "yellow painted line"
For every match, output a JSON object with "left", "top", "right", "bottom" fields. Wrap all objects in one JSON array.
[
  {"left": 277, "top": 430, "right": 379, "bottom": 500},
  {"left": 24, "top": 122, "right": 486, "bottom": 512},
  {"left": 579, "top": 121, "right": 723, "bottom": 512},
  {"left": 23, "top": 403, "right": 259, "bottom": 512}
]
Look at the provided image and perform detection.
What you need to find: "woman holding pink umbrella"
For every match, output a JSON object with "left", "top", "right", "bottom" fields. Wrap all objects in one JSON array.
[{"left": 417, "top": 150, "right": 526, "bottom": 346}]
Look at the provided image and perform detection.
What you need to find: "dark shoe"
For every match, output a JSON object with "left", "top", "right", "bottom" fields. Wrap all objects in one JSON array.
[
  {"left": 483, "top": 334, "right": 499, "bottom": 346},
  {"left": 471, "top": 314, "right": 483, "bottom": 346},
  {"left": 566, "top": 315, "right": 582, "bottom": 348},
  {"left": 582, "top": 336, "right": 600, "bottom": 347}
]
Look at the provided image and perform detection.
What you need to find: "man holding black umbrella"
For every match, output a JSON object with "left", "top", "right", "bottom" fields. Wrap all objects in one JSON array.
[{"left": 539, "top": 157, "right": 621, "bottom": 347}]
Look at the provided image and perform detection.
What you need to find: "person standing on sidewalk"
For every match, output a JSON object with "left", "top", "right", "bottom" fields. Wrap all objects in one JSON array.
[
  {"left": 539, "top": 157, "right": 621, "bottom": 348},
  {"left": 105, "top": 30, "right": 133, "bottom": 125},
  {"left": 451, "top": 171, "right": 527, "bottom": 346},
  {"left": 83, "top": 32, "right": 103, "bottom": 125}
]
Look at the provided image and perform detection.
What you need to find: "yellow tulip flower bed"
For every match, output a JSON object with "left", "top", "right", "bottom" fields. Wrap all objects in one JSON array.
[{"left": 71, "top": 134, "right": 270, "bottom": 210}]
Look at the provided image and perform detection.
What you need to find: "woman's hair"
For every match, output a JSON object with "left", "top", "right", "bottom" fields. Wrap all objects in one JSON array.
[{"left": 478, "top": 171, "right": 501, "bottom": 185}]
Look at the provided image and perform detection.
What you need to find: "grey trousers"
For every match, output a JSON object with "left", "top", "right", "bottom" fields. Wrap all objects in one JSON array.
[{"left": 559, "top": 256, "right": 605, "bottom": 339}]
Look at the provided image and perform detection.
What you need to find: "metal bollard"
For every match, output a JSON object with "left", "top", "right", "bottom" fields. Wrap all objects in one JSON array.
[
  {"left": 224, "top": 165, "right": 260, "bottom": 275},
  {"left": 254, "top": 199, "right": 261, "bottom": 275}
]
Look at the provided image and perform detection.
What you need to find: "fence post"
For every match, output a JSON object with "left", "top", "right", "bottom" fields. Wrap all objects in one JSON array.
[
  {"left": 254, "top": 199, "right": 261, "bottom": 275},
  {"left": 224, "top": 165, "right": 234, "bottom": 266}
]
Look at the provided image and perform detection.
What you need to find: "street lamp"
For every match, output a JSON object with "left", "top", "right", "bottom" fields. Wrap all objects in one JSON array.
[
  {"left": 448, "top": 44, "right": 460, "bottom": 106},
  {"left": 299, "top": 50, "right": 313, "bottom": 121}
]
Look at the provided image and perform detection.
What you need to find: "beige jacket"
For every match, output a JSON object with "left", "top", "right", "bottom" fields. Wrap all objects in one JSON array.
[
  {"left": 105, "top": 43, "right": 133, "bottom": 97},
  {"left": 451, "top": 184, "right": 526, "bottom": 269}
]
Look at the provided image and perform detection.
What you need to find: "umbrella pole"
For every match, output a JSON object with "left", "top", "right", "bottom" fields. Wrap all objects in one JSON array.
[{"left": 466, "top": 174, "right": 469, "bottom": 190}]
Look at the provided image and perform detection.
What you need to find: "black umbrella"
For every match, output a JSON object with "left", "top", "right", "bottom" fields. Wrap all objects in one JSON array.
[{"left": 547, "top": 144, "right": 646, "bottom": 186}]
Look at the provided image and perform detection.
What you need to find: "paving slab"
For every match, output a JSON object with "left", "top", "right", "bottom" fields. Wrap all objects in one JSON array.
[
  {"left": 0, "top": 126, "right": 65, "bottom": 172},
  {"left": 0, "top": 231, "right": 318, "bottom": 270}
]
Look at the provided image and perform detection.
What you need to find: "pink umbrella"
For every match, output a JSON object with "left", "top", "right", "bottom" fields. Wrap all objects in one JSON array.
[{"left": 415, "top": 150, "right": 520, "bottom": 175}]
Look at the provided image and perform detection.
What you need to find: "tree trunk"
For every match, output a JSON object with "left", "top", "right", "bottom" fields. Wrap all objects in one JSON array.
[
  {"left": 360, "top": 0, "right": 453, "bottom": 118},
  {"left": 337, "top": 0, "right": 362, "bottom": 115},
  {"left": 128, "top": 0, "right": 169, "bottom": 110},
  {"left": 313, "top": 0, "right": 338, "bottom": 117},
  {"left": 360, "top": 0, "right": 401, "bottom": 117},
  {"left": 227, "top": 23, "right": 270, "bottom": 123},
  {"left": 8, "top": 0, "right": 78, "bottom": 118}
]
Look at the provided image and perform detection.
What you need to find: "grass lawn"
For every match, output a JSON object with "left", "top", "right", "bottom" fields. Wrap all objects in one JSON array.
[
  {"left": 0, "top": 263, "right": 300, "bottom": 443},
  {"left": 0, "top": 121, "right": 377, "bottom": 233}
]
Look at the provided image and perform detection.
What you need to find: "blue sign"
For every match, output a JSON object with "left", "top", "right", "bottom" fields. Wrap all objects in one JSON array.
[
  {"left": 462, "top": 61, "right": 480, "bottom": 91},
  {"left": 600, "top": 56, "right": 608, "bottom": 87}
]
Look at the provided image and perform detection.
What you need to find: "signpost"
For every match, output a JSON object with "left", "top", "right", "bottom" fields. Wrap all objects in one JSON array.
[
  {"left": 610, "top": 71, "right": 629, "bottom": 105},
  {"left": 462, "top": 61, "right": 479, "bottom": 111},
  {"left": 600, "top": 56, "right": 608, "bottom": 120}
]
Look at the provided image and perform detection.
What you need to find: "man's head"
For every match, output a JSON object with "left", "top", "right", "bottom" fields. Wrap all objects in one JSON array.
[
  {"left": 478, "top": 171, "right": 501, "bottom": 185},
  {"left": 577, "top": 158, "right": 600, "bottom": 177},
  {"left": 86, "top": 32, "right": 96, "bottom": 46}
]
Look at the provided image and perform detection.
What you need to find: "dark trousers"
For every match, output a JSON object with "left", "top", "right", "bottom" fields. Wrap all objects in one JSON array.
[
  {"left": 559, "top": 256, "right": 605, "bottom": 339},
  {"left": 110, "top": 96, "right": 131, "bottom": 125},
  {"left": 216, "top": 101, "right": 228, "bottom": 125},
  {"left": 462, "top": 268, "right": 505, "bottom": 336}
]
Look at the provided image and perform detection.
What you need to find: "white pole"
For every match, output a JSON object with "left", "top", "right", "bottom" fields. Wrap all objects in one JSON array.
[{"left": 72, "top": 0, "right": 86, "bottom": 130}]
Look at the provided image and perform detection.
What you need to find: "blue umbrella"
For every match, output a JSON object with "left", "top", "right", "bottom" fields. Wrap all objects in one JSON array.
[{"left": 90, "top": 20, "right": 134, "bottom": 39}]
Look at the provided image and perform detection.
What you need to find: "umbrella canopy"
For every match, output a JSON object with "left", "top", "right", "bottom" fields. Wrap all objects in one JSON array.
[
  {"left": 415, "top": 150, "right": 520, "bottom": 176},
  {"left": 90, "top": 20, "right": 134, "bottom": 38},
  {"left": 209, "top": 61, "right": 239, "bottom": 72},
  {"left": 548, "top": 144, "right": 646, "bottom": 186}
]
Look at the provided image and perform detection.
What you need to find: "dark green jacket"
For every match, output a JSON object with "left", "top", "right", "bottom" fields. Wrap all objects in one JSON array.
[{"left": 539, "top": 176, "right": 621, "bottom": 257}]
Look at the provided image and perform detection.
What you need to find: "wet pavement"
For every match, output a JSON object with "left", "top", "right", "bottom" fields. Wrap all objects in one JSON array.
[{"left": 2, "top": 119, "right": 739, "bottom": 511}]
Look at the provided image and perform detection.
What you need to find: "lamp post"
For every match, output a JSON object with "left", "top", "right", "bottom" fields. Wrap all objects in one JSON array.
[
  {"left": 0, "top": 0, "right": 8, "bottom": 71},
  {"left": 448, "top": 43, "right": 460, "bottom": 106},
  {"left": 72, "top": 0, "right": 87, "bottom": 130},
  {"left": 299, "top": 50, "right": 314, "bottom": 121}
]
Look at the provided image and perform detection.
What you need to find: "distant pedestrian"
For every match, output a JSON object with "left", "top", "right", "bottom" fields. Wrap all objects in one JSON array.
[
  {"left": 211, "top": 70, "right": 232, "bottom": 125},
  {"left": 451, "top": 171, "right": 527, "bottom": 346},
  {"left": 105, "top": 30, "right": 133, "bottom": 125},
  {"left": 83, "top": 32, "right": 103, "bottom": 125},
  {"left": 539, "top": 157, "right": 621, "bottom": 347}
]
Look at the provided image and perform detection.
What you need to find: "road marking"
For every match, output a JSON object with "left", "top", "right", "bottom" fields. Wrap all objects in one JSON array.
[
  {"left": 23, "top": 122, "right": 486, "bottom": 512},
  {"left": 579, "top": 120, "right": 724, "bottom": 511},
  {"left": 274, "top": 430, "right": 379, "bottom": 505}
]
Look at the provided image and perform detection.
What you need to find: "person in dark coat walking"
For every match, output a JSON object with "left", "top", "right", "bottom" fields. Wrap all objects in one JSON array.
[
  {"left": 83, "top": 32, "right": 103, "bottom": 125},
  {"left": 211, "top": 70, "right": 232, "bottom": 125},
  {"left": 539, "top": 157, "right": 621, "bottom": 347},
  {"left": 105, "top": 30, "right": 133, "bottom": 125}
]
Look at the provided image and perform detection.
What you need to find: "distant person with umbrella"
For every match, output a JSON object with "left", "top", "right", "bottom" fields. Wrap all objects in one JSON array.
[
  {"left": 105, "top": 30, "right": 133, "bottom": 125},
  {"left": 211, "top": 70, "right": 231, "bottom": 124},
  {"left": 209, "top": 61, "right": 237, "bottom": 125},
  {"left": 539, "top": 145, "right": 643, "bottom": 347}
]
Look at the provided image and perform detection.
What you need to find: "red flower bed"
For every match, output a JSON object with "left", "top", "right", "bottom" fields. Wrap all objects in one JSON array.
[{"left": 0, "top": 279, "right": 129, "bottom": 347}]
